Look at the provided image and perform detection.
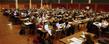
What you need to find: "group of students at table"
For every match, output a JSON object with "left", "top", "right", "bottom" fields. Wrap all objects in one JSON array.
[{"left": 1, "top": 7, "right": 109, "bottom": 44}]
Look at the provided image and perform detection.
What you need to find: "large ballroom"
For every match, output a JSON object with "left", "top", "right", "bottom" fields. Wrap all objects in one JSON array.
[{"left": 0, "top": 0, "right": 109, "bottom": 44}]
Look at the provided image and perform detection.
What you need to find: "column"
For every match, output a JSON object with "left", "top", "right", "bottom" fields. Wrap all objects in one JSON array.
[
  {"left": 88, "top": 0, "right": 91, "bottom": 4},
  {"left": 15, "top": 0, "right": 18, "bottom": 9},
  {"left": 41, "top": 0, "right": 43, "bottom": 8},
  {"left": 58, "top": 0, "right": 60, "bottom": 4},
  {"left": 71, "top": 0, "right": 73, "bottom": 4},
  {"left": 29, "top": 0, "right": 32, "bottom": 9}
]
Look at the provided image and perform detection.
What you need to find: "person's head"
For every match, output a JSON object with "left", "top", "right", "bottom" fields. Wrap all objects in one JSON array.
[
  {"left": 85, "top": 6, "right": 90, "bottom": 10},
  {"left": 85, "top": 34, "right": 92, "bottom": 40}
]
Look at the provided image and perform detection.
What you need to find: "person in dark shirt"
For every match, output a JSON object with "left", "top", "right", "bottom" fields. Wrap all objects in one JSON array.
[{"left": 83, "top": 34, "right": 94, "bottom": 44}]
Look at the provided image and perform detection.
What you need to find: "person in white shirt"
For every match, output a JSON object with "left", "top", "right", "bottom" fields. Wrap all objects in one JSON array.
[
  {"left": 44, "top": 23, "right": 52, "bottom": 36},
  {"left": 101, "top": 20, "right": 109, "bottom": 28},
  {"left": 56, "top": 22, "right": 61, "bottom": 30}
]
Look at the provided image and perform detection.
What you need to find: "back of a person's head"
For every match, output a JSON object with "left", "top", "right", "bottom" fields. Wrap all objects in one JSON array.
[{"left": 84, "top": 34, "right": 94, "bottom": 44}]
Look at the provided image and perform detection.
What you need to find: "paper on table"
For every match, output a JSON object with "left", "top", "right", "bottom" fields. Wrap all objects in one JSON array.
[
  {"left": 68, "top": 37, "right": 84, "bottom": 44},
  {"left": 93, "top": 22, "right": 102, "bottom": 27},
  {"left": 24, "top": 22, "right": 32, "bottom": 25}
]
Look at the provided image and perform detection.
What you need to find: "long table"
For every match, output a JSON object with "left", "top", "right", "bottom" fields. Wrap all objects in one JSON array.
[{"left": 59, "top": 31, "right": 94, "bottom": 44}]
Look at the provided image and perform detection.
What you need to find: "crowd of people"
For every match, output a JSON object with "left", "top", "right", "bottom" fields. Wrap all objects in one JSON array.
[{"left": 1, "top": 6, "right": 109, "bottom": 44}]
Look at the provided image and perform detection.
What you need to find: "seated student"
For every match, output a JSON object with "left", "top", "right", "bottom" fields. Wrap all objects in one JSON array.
[
  {"left": 44, "top": 22, "right": 52, "bottom": 36},
  {"left": 35, "top": 22, "right": 49, "bottom": 40},
  {"left": 87, "top": 21, "right": 99, "bottom": 38},
  {"left": 65, "top": 22, "right": 74, "bottom": 36},
  {"left": 11, "top": 10, "right": 20, "bottom": 25},
  {"left": 19, "top": 27, "right": 26, "bottom": 35},
  {"left": 83, "top": 34, "right": 94, "bottom": 44},
  {"left": 3, "top": 9, "right": 9, "bottom": 16},
  {"left": 101, "top": 20, "right": 109, "bottom": 34}
]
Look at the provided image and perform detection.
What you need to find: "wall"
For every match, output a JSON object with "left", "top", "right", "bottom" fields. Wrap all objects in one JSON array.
[{"left": 0, "top": 3, "right": 109, "bottom": 12}]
